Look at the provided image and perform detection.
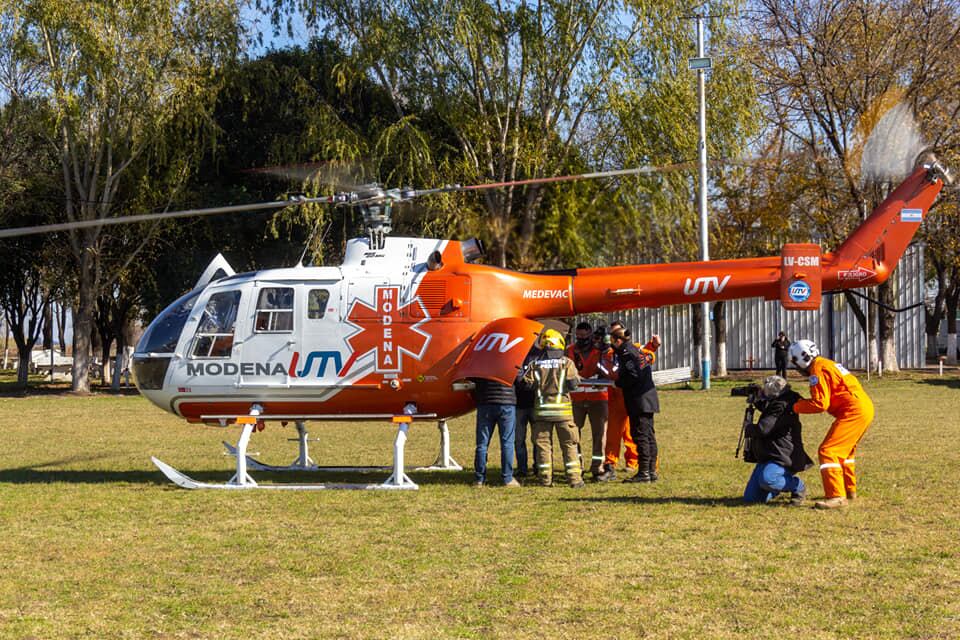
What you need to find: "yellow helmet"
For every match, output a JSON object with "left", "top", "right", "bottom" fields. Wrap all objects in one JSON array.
[{"left": 539, "top": 329, "right": 565, "bottom": 350}]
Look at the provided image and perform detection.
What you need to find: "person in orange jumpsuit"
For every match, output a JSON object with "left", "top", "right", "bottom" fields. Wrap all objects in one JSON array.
[
  {"left": 598, "top": 321, "right": 660, "bottom": 480},
  {"left": 789, "top": 339, "right": 874, "bottom": 509},
  {"left": 597, "top": 321, "right": 636, "bottom": 480}
]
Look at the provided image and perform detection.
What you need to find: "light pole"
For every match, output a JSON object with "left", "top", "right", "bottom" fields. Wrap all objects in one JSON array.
[{"left": 689, "top": 15, "right": 713, "bottom": 389}]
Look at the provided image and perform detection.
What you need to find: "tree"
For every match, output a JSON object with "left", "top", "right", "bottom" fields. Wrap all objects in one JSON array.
[
  {"left": 920, "top": 196, "right": 960, "bottom": 362},
  {"left": 0, "top": 57, "right": 59, "bottom": 387},
  {"left": 741, "top": 0, "right": 960, "bottom": 371},
  {"left": 257, "top": 0, "right": 753, "bottom": 272},
  {"left": 3, "top": 0, "right": 244, "bottom": 392},
  {"left": 0, "top": 239, "right": 48, "bottom": 387}
]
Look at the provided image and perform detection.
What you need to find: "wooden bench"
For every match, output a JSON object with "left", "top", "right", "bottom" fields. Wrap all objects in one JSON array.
[
  {"left": 29, "top": 350, "right": 74, "bottom": 375},
  {"left": 653, "top": 366, "right": 694, "bottom": 386}
]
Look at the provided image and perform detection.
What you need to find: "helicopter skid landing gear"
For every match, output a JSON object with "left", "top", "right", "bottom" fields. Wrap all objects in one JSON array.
[
  {"left": 415, "top": 420, "right": 463, "bottom": 471},
  {"left": 221, "top": 421, "right": 324, "bottom": 473},
  {"left": 152, "top": 412, "right": 419, "bottom": 490}
]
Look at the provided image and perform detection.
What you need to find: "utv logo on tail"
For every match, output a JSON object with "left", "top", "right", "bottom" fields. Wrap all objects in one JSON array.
[{"left": 683, "top": 275, "right": 731, "bottom": 296}]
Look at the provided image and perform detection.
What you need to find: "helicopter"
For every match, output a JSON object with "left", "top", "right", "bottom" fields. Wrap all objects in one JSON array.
[{"left": 1, "top": 153, "right": 952, "bottom": 490}]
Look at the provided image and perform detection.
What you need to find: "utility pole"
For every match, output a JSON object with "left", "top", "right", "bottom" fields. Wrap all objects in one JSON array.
[{"left": 689, "top": 15, "right": 713, "bottom": 389}]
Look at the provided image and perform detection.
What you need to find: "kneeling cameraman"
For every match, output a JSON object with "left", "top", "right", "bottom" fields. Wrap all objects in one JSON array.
[{"left": 742, "top": 376, "right": 813, "bottom": 505}]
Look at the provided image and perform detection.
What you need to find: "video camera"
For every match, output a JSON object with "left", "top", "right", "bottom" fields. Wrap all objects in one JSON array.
[
  {"left": 731, "top": 383, "right": 762, "bottom": 463},
  {"left": 730, "top": 383, "right": 761, "bottom": 401}
]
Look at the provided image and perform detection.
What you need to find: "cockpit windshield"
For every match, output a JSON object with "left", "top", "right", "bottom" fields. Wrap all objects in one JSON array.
[{"left": 137, "top": 288, "right": 203, "bottom": 355}]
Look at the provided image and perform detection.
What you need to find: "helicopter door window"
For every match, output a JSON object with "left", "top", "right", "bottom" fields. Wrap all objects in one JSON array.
[
  {"left": 255, "top": 287, "right": 294, "bottom": 332},
  {"left": 191, "top": 290, "right": 241, "bottom": 358},
  {"left": 307, "top": 289, "right": 330, "bottom": 319}
]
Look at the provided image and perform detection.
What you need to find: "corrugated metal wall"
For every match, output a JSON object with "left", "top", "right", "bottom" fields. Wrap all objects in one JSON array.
[{"left": 581, "top": 244, "right": 925, "bottom": 371}]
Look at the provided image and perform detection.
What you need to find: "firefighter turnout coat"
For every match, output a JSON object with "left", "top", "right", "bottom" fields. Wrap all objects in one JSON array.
[{"left": 522, "top": 348, "right": 582, "bottom": 484}]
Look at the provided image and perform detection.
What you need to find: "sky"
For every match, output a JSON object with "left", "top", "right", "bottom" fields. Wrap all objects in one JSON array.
[{"left": 243, "top": 4, "right": 319, "bottom": 59}]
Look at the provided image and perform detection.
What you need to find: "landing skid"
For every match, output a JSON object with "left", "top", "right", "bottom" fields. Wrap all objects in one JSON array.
[
  {"left": 220, "top": 419, "right": 461, "bottom": 474},
  {"left": 221, "top": 441, "right": 391, "bottom": 473},
  {"left": 414, "top": 420, "right": 463, "bottom": 471},
  {"left": 152, "top": 407, "right": 421, "bottom": 490},
  {"left": 150, "top": 456, "right": 411, "bottom": 490}
]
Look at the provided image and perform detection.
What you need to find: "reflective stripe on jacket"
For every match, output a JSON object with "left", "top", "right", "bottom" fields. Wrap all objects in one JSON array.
[{"left": 523, "top": 349, "right": 580, "bottom": 421}]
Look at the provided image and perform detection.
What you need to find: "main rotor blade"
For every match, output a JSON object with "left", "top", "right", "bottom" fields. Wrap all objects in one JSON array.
[
  {"left": 0, "top": 161, "right": 699, "bottom": 239},
  {"left": 245, "top": 160, "right": 368, "bottom": 191},
  {"left": 415, "top": 162, "right": 694, "bottom": 197},
  {"left": 0, "top": 197, "right": 336, "bottom": 239}
]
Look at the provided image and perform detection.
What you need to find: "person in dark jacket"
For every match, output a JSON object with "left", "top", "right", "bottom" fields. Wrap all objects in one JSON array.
[
  {"left": 609, "top": 328, "right": 661, "bottom": 482},
  {"left": 470, "top": 377, "right": 519, "bottom": 487},
  {"left": 742, "top": 375, "right": 814, "bottom": 504},
  {"left": 513, "top": 346, "right": 542, "bottom": 478},
  {"left": 771, "top": 331, "right": 790, "bottom": 378}
]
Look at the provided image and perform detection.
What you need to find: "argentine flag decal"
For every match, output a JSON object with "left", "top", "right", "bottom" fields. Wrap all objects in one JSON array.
[{"left": 900, "top": 208, "right": 923, "bottom": 222}]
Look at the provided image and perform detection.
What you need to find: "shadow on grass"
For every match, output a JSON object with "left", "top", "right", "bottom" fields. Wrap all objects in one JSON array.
[
  {"left": 0, "top": 467, "right": 170, "bottom": 485},
  {"left": 560, "top": 495, "right": 749, "bottom": 507},
  {"left": 914, "top": 377, "right": 960, "bottom": 389},
  {"left": 0, "top": 384, "right": 140, "bottom": 398},
  {"left": 0, "top": 461, "right": 476, "bottom": 487}
]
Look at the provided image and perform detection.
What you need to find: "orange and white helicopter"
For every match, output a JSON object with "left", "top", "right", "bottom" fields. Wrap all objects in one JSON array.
[{"left": 2, "top": 154, "right": 952, "bottom": 490}]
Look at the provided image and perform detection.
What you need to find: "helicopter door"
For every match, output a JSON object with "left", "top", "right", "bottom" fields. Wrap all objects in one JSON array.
[
  {"left": 236, "top": 283, "right": 299, "bottom": 387},
  {"left": 342, "top": 277, "right": 390, "bottom": 375},
  {"left": 292, "top": 281, "right": 345, "bottom": 385}
]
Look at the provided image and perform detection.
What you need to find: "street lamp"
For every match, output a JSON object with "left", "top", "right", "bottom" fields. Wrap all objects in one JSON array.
[{"left": 689, "top": 15, "right": 713, "bottom": 389}]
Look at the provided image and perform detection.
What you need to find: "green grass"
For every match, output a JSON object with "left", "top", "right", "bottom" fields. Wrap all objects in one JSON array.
[{"left": 1, "top": 373, "right": 958, "bottom": 639}]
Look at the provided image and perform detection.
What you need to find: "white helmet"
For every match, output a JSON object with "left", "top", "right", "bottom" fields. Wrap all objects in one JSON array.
[{"left": 789, "top": 339, "right": 819, "bottom": 370}]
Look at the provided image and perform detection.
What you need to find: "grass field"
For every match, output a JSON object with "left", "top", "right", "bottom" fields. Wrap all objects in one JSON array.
[{"left": 1, "top": 373, "right": 958, "bottom": 639}]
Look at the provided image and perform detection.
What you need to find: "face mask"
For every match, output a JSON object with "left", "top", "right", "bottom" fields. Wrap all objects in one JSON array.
[{"left": 576, "top": 337, "right": 591, "bottom": 349}]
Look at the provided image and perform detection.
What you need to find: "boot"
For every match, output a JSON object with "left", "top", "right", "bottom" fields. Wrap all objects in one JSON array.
[
  {"left": 814, "top": 496, "right": 848, "bottom": 509},
  {"left": 594, "top": 465, "right": 616, "bottom": 482},
  {"left": 789, "top": 487, "right": 806, "bottom": 506},
  {"left": 623, "top": 470, "right": 651, "bottom": 483},
  {"left": 569, "top": 477, "right": 585, "bottom": 489}
]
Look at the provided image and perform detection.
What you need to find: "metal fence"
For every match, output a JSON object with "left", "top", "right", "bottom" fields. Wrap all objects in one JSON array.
[{"left": 581, "top": 244, "right": 925, "bottom": 371}]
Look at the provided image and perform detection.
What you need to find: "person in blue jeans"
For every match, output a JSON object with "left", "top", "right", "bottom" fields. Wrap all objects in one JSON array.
[
  {"left": 742, "top": 375, "right": 813, "bottom": 504},
  {"left": 471, "top": 378, "right": 519, "bottom": 487}
]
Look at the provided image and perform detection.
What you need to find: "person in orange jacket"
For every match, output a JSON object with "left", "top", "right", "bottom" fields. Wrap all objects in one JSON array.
[
  {"left": 566, "top": 322, "right": 609, "bottom": 480},
  {"left": 789, "top": 339, "right": 875, "bottom": 509}
]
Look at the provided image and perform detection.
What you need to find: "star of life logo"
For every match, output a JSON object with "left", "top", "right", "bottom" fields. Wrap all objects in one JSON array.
[{"left": 338, "top": 285, "right": 431, "bottom": 376}]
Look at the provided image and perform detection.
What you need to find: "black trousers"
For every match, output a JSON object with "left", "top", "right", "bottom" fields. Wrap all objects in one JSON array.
[
  {"left": 629, "top": 411, "right": 657, "bottom": 474},
  {"left": 774, "top": 354, "right": 788, "bottom": 379}
]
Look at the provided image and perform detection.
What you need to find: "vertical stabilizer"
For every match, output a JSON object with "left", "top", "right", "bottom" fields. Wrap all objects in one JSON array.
[{"left": 831, "top": 156, "right": 950, "bottom": 284}]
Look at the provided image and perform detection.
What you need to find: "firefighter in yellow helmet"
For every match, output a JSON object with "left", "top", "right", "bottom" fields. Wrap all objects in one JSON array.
[{"left": 522, "top": 329, "right": 583, "bottom": 487}]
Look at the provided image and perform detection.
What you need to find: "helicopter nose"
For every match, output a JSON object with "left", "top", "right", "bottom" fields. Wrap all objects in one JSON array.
[{"left": 131, "top": 355, "right": 171, "bottom": 391}]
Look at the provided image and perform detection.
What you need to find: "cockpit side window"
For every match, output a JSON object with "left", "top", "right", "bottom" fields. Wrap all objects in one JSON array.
[
  {"left": 307, "top": 289, "right": 330, "bottom": 319},
  {"left": 191, "top": 290, "right": 242, "bottom": 358},
  {"left": 255, "top": 287, "right": 295, "bottom": 332}
]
